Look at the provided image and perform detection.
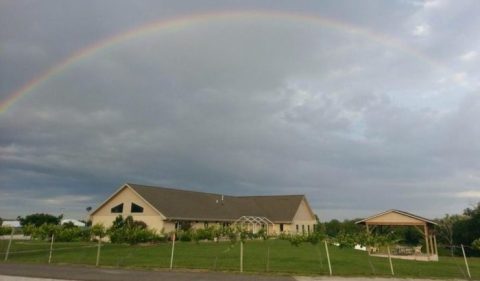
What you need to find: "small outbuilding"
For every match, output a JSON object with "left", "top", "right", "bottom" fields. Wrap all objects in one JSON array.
[
  {"left": 61, "top": 219, "right": 86, "bottom": 227},
  {"left": 1, "top": 220, "right": 21, "bottom": 228},
  {"left": 356, "top": 209, "right": 438, "bottom": 261}
]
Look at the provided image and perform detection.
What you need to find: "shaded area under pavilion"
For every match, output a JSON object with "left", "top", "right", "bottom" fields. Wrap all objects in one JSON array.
[{"left": 356, "top": 209, "right": 438, "bottom": 262}]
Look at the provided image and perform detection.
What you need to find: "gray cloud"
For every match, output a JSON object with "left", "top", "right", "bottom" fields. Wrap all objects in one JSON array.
[{"left": 1, "top": 0, "right": 480, "bottom": 220}]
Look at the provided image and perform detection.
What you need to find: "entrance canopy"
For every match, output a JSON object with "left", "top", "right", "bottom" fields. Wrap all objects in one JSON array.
[{"left": 356, "top": 209, "right": 438, "bottom": 261}]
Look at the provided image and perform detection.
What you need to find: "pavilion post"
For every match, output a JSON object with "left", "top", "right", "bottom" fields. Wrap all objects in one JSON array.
[
  {"left": 424, "top": 224, "right": 430, "bottom": 259},
  {"left": 365, "top": 224, "right": 370, "bottom": 253},
  {"left": 429, "top": 234, "right": 436, "bottom": 255}
]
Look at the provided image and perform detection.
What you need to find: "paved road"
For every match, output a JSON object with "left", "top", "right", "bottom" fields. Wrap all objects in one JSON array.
[
  {"left": 0, "top": 263, "right": 295, "bottom": 281},
  {"left": 0, "top": 264, "right": 461, "bottom": 281}
]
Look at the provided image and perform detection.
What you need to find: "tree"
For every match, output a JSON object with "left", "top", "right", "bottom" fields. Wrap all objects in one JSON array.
[
  {"left": 323, "top": 219, "right": 363, "bottom": 237},
  {"left": 436, "top": 214, "right": 465, "bottom": 246},
  {"left": 463, "top": 202, "right": 480, "bottom": 217},
  {"left": 473, "top": 238, "right": 480, "bottom": 250},
  {"left": 91, "top": 224, "right": 106, "bottom": 239},
  {"left": 452, "top": 202, "right": 480, "bottom": 246},
  {"left": 324, "top": 219, "right": 342, "bottom": 237},
  {"left": 18, "top": 213, "right": 62, "bottom": 227}
]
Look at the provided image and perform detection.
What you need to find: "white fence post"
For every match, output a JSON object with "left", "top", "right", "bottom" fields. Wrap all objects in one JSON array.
[
  {"left": 461, "top": 244, "right": 471, "bottom": 279},
  {"left": 170, "top": 233, "right": 175, "bottom": 270},
  {"left": 387, "top": 246, "right": 394, "bottom": 276},
  {"left": 266, "top": 246, "right": 270, "bottom": 272},
  {"left": 324, "top": 240, "right": 332, "bottom": 276},
  {"left": 4, "top": 228, "right": 14, "bottom": 261},
  {"left": 96, "top": 238, "right": 101, "bottom": 266},
  {"left": 48, "top": 234, "right": 55, "bottom": 264},
  {"left": 240, "top": 240, "right": 244, "bottom": 273}
]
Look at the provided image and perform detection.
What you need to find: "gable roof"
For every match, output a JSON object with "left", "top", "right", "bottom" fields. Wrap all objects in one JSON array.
[
  {"left": 356, "top": 209, "right": 437, "bottom": 226},
  {"left": 94, "top": 183, "right": 311, "bottom": 223}
]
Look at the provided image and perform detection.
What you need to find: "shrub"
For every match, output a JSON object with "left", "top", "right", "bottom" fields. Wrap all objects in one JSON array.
[
  {"left": 109, "top": 227, "right": 161, "bottom": 244},
  {"left": 195, "top": 227, "right": 215, "bottom": 241},
  {"left": 0, "top": 226, "right": 13, "bottom": 235},
  {"left": 278, "top": 232, "right": 326, "bottom": 247},
  {"left": 306, "top": 231, "right": 325, "bottom": 245},
  {"left": 56, "top": 227, "right": 81, "bottom": 242},
  {"left": 178, "top": 230, "right": 192, "bottom": 242},
  {"left": 290, "top": 235, "right": 306, "bottom": 247},
  {"left": 36, "top": 223, "right": 59, "bottom": 240},
  {"left": 334, "top": 232, "right": 357, "bottom": 248},
  {"left": 22, "top": 224, "right": 36, "bottom": 236},
  {"left": 107, "top": 216, "right": 161, "bottom": 244}
]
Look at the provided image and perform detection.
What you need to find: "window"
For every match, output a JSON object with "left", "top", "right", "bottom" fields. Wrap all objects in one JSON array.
[
  {"left": 111, "top": 203, "right": 123, "bottom": 213},
  {"left": 307, "top": 225, "right": 310, "bottom": 234},
  {"left": 280, "top": 223, "right": 284, "bottom": 232},
  {"left": 131, "top": 203, "right": 144, "bottom": 213},
  {"left": 296, "top": 224, "right": 299, "bottom": 233},
  {"left": 204, "top": 222, "right": 209, "bottom": 228},
  {"left": 302, "top": 225, "right": 305, "bottom": 234}
]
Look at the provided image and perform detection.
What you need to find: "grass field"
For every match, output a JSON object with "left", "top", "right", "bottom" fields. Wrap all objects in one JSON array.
[{"left": 1, "top": 239, "right": 479, "bottom": 279}]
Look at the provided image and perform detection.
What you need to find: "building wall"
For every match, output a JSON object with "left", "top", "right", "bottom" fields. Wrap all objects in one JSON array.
[
  {"left": 91, "top": 186, "right": 166, "bottom": 232},
  {"left": 291, "top": 199, "right": 317, "bottom": 234}
]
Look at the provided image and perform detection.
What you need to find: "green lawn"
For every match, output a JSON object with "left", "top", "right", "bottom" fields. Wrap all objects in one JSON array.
[{"left": 1, "top": 239, "right": 479, "bottom": 279}]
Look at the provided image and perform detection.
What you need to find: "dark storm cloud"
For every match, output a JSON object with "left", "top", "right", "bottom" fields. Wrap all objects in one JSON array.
[{"left": 1, "top": 0, "right": 480, "bottom": 220}]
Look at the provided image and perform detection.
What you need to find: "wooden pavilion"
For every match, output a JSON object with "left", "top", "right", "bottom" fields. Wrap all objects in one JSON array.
[{"left": 356, "top": 209, "right": 438, "bottom": 261}]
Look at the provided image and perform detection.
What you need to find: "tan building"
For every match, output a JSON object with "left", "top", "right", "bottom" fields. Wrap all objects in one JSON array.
[{"left": 90, "top": 183, "right": 317, "bottom": 235}]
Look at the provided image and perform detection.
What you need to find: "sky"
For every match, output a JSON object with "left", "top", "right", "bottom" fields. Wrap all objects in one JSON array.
[{"left": 1, "top": 0, "right": 480, "bottom": 221}]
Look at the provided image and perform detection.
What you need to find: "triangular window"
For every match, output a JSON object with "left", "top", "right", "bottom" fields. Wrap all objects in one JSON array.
[
  {"left": 131, "top": 203, "right": 144, "bottom": 213},
  {"left": 111, "top": 203, "right": 123, "bottom": 213}
]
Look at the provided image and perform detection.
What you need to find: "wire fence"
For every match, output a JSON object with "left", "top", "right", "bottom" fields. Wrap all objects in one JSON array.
[{"left": 1, "top": 232, "right": 479, "bottom": 279}]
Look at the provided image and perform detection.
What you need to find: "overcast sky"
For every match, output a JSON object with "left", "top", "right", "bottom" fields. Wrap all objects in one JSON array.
[{"left": 1, "top": 0, "right": 480, "bottom": 221}]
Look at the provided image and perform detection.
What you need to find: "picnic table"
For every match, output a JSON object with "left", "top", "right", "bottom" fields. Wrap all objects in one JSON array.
[{"left": 394, "top": 245, "right": 414, "bottom": 255}]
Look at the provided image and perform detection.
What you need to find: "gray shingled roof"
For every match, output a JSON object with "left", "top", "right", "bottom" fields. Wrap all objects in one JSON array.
[{"left": 128, "top": 183, "right": 306, "bottom": 223}]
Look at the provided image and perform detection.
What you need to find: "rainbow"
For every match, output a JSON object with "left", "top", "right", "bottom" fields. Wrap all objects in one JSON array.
[{"left": 0, "top": 10, "right": 444, "bottom": 114}]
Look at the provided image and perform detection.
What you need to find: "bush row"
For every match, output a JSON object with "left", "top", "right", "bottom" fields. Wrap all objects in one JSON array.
[{"left": 0, "top": 226, "right": 13, "bottom": 235}]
